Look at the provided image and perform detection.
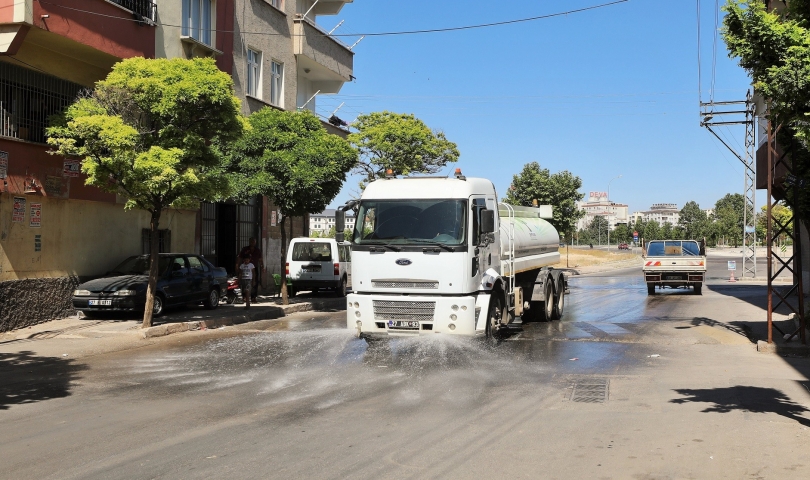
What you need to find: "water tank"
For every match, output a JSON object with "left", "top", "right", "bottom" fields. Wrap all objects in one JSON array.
[{"left": 498, "top": 205, "right": 561, "bottom": 273}]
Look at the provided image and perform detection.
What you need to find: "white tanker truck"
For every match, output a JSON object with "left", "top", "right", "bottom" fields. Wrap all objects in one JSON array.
[{"left": 336, "top": 170, "right": 567, "bottom": 341}]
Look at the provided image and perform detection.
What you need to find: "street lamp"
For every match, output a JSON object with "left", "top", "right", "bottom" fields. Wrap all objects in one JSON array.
[{"left": 607, "top": 175, "right": 622, "bottom": 247}]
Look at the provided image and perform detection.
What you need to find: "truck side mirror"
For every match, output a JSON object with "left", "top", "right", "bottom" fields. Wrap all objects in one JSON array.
[
  {"left": 335, "top": 210, "right": 345, "bottom": 243},
  {"left": 480, "top": 209, "right": 495, "bottom": 234}
]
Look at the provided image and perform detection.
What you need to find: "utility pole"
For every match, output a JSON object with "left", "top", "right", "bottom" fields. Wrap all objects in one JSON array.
[{"left": 700, "top": 90, "right": 757, "bottom": 278}]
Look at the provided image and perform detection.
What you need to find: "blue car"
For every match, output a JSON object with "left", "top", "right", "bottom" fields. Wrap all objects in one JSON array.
[{"left": 72, "top": 254, "right": 228, "bottom": 317}]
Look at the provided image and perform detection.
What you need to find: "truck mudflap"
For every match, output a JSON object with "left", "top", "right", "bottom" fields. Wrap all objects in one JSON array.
[{"left": 347, "top": 293, "right": 480, "bottom": 337}]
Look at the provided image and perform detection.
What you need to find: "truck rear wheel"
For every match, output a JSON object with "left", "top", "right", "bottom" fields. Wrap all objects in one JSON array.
[
  {"left": 552, "top": 283, "right": 565, "bottom": 320},
  {"left": 543, "top": 280, "right": 554, "bottom": 321},
  {"left": 647, "top": 284, "right": 655, "bottom": 295},
  {"left": 694, "top": 283, "right": 702, "bottom": 295}
]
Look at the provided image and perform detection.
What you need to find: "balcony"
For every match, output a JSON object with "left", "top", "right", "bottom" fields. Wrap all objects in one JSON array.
[
  {"left": 293, "top": 15, "right": 353, "bottom": 94},
  {"left": 307, "top": 0, "right": 353, "bottom": 15},
  {"left": 107, "top": 0, "right": 157, "bottom": 23}
]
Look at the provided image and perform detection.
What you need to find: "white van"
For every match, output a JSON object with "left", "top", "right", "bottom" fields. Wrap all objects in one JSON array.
[{"left": 286, "top": 237, "right": 351, "bottom": 297}]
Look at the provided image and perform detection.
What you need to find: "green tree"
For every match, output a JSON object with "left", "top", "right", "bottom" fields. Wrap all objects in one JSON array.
[
  {"left": 613, "top": 223, "right": 630, "bottom": 244},
  {"left": 47, "top": 57, "right": 243, "bottom": 328},
  {"left": 228, "top": 108, "right": 357, "bottom": 304},
  {"left": 643, "top": 220, "right": 662, "bottom": 242},
  {"left": 504, "top": 162, "right": 586, "bottom": 238},
  {"left": 661, "top": 222, "right": 674, "bottom": 240},
  {"left": 723, "top": 0, "right": 810, "bottom": 229},
  {"left": 679, "top": 201, "right": 708, "bottom": 239},
  {"left": 713, "top": 193, "right": 745, "bottom": 246},
  {"left": 587, "top": 216, "right": 610, "bottom": 245},
  {"left": 349, "top": 111, "right": 459, "bottom": 186}
]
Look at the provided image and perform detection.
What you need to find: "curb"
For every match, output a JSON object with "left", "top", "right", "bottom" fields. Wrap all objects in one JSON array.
[
  {"left": 141, "top": 297, "right": 345, "bottom": 339},
  {"left": 756, "top": 340, "right": 810, "bottom": 356}
]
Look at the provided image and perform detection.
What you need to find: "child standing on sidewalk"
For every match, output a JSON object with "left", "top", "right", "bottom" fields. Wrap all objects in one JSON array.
[{"left": 239, "top": 255, "right": 256, "bottom": 309}]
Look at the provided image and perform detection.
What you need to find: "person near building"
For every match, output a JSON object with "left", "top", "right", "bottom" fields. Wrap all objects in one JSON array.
[
  {"left": 237, "top": 237, "right": 262, "bottom": 302},
  {"left": 238, "top": 254, "right": 255, "bottom": 309}
]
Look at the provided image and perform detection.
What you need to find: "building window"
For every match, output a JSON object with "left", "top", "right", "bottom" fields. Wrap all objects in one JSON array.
[
  {"left": 183, "top": 0, "right": 212, "bottom": 46},
  {"left": 269, "top": 0, "right": 283, "bottom": 9},
  {"left": 109, "top": 0, "right": 157, "bottom": 22},
  {"left": 0, "top": 62, "right": 83, "bottom": 144},
  {"left": 270, "top": 61, "right": 283, "bottom": 106},
  {"left": 142, "top": 229, "right": 171, "bottom": 254},
  {"left": 247, "top": 48, "right": 262, "bottom": 98}
]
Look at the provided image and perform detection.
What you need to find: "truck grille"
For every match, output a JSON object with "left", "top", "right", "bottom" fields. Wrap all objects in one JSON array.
[
  {"left": 373, "top": 300, "right": 436, "bottom": 322},
  {"left": 372, "top": 279, "right": 439, "bottom": 289}
]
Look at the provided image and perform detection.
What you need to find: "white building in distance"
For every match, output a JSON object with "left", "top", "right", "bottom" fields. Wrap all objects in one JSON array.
[
  {"left": 631, "top": 203, "right": 681, "bottom": 225},
  {"left": 576, "top": 191, "right": 630, "bottom": 231},
  {"left": 309, "top": 209, "right": 356, "bottom": 236}
]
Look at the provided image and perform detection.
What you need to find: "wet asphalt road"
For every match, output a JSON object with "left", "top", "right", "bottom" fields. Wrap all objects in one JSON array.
[{"left": 3, "top": 265, "right": 810, "bottom": 479}]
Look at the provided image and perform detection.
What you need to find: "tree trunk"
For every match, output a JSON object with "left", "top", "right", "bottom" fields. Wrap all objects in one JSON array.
[
  {"left": 142, "top": 209, "right": 162, "bottom": 328},
  {"left": 280, "top": 215, "right": 289, "bottom": 305}
]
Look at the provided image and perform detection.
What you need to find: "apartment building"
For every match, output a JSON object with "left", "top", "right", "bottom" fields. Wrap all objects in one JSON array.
[
  {"left": 632, "top": 203, "right": 681, "bottom": 225},
  {"left": 575, "top": 191, "right": 629, "bottom": 231},
  {"left": 310, "top": 208, "right": 355, "bottom": 236},
  {"left": 0, "top": 0, "right": 358, "bottom": 328},
  {"left": 0, "top": 0, "right": 192, "bottom": 329}
]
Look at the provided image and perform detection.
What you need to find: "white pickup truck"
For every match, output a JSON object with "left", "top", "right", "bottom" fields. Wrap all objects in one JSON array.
[{"left": 643, "top": 240, "right": 706, "bottom": 295}]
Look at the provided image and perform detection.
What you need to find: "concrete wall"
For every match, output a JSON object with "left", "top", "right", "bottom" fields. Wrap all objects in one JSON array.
[{"left": 0, "top": 192, "right": 197, "bottom": 282}]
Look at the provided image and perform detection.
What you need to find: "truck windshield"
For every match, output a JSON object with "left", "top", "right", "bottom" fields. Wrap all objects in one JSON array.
[
  {"left": 646, "top": 241, "right": 701, "bottom": 256},
  {"left": 353, "top": 199, "right": 467, "bottom": 246}
]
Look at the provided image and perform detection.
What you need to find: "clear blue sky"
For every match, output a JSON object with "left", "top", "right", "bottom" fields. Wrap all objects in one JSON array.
[{"left": 317, "top": 0, "right": 754, "bottom": 214}]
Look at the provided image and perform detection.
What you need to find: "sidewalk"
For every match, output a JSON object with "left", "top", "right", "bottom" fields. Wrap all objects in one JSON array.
[{"left": 0, "top": 293, "right": 346, "bottom": 359}]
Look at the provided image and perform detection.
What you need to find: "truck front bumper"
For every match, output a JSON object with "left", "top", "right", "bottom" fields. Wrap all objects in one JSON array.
[{"left": 346, "top": 293, "right": 479, "bottom": 338}]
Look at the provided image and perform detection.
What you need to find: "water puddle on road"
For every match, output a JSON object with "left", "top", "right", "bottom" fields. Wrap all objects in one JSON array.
[{"left": 110, "top": 330, "right": 572, "bottom": 413}]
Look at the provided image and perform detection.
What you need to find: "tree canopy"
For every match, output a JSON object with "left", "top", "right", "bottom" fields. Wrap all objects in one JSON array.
[
  {"left": 348, "top": 111, "right": 459, "bottom": 186},
  {"left": 504, "top": 162, "right": 585, "bottom": 238},
  {"left": 227, "top": 107, "right": 357, "bottom": 304},
  {"left": 723, "top": 0, "right": 810, "bottom": 224},
  {"left": 47, "top": 57, "right": 244, "bottom": 327}
]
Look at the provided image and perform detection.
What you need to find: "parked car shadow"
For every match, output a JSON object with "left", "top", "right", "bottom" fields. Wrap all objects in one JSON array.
[
  {"left": 670, "top": 385, "right": 810, "bottom": 427},
  {"left": 0, "top": 351, "right": 86, "bottom": 410}
]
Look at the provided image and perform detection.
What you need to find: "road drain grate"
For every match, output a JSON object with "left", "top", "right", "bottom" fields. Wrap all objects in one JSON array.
[{"left": 570, "top": 378, "right": 609, "bottom": 403}]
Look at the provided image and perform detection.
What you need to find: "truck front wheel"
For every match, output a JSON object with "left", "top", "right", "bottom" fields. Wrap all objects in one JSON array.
[
  {"left": 485, "top": 292, "right": 505, "bottom": 343},
  {"left": 647, "top": 284, "right": 655, "bottom": 295}
]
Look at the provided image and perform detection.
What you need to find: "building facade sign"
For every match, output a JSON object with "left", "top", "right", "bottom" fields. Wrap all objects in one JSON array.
[
  {"left": 30, "top": 203, "right": 42, "bottom": 228},
  {"left": 12, "top": 197, "right": 25, "bottom": 222}
]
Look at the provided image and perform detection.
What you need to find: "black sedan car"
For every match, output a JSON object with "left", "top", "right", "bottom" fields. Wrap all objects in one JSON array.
[{"left": 72, "top": 254, "right": 229, "bottom": 316}]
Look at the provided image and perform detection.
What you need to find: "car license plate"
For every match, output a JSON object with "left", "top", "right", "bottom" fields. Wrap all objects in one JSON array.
[
  {"left": 303, "top": 265, "right": 321, "bottom": 272},
  {"left": 88, "top": 300, "right": 112, "bottom": 306},
  {"left": 388, "top": 320, "right": 419, "bottom": 329}
]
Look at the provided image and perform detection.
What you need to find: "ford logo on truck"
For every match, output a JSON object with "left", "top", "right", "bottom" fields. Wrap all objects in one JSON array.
[{"left": 395, "top": 259, "right": 412, "bottom": 266}]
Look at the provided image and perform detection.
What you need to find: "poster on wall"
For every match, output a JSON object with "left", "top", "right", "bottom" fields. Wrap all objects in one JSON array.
[
  {"left": 270, "top": 210, "right": 277, "bottom": 227},
  {"left": 12, "top": 197, "right": 25, "bottom": 222},
  {"left": 0, "top": 151, "right": 8, "bottom": 179},
  {"left": 30, "top": 203, "right": 41, "bottom": 228},
  {"left": 63, "top": 159, "right": 81, "bottom": 177}
]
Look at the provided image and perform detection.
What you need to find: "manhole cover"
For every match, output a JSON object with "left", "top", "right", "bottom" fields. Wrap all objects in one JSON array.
[{"left": 570, "top": 378, "right": 609, "bottom": 403}]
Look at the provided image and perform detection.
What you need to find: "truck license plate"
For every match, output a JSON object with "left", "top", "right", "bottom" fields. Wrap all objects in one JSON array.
[
  {"left": 88, "top": 300, "right": 112, "bottom": 306},
  {"left": 389, "top": 320, "right": 419, "bottom": 329},
  {"left": 666, "top": 276, "right": 682, "bottom": 280}
]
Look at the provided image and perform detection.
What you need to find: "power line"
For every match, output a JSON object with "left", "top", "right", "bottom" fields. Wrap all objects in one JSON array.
[{"left": 39, "top": 0, "right": 629, "bottom": 38}]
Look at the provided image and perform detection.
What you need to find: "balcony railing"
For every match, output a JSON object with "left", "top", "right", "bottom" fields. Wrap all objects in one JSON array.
[{"left": 109, "top": 0, "right": 157, "bottom": 23}]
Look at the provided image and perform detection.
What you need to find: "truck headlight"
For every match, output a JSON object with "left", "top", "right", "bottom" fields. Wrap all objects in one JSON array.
[
  {"left": 73, "top": 290, "right": 91, "bottom": 296},
  {"left": 113, "top": 290, "right": 137, "bottom": 296}
]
